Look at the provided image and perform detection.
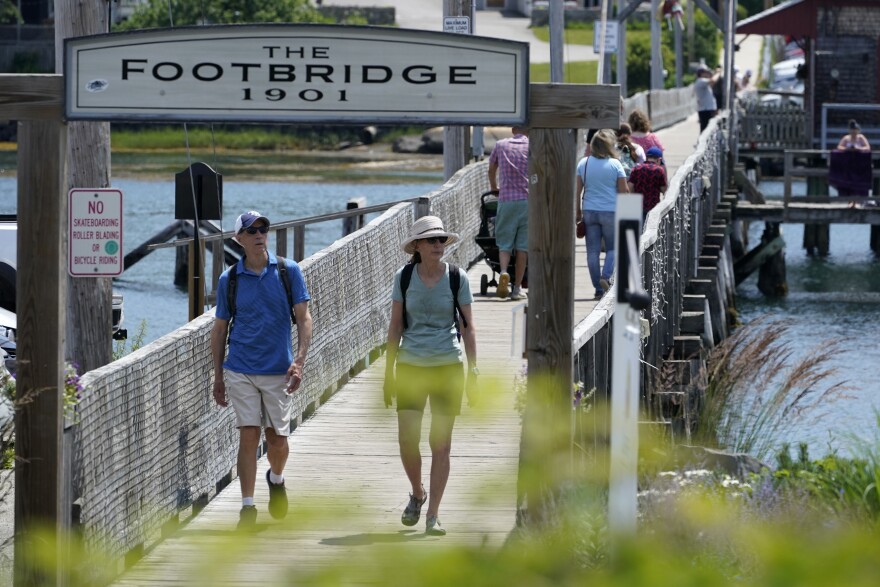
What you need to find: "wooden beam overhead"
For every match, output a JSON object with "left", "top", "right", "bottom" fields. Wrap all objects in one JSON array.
[
  {"left": 0, "top": 74, "right": 64, "bottom": 122},
  {"left": 528, "top": 83, "right": 621, "bottom": 130}
]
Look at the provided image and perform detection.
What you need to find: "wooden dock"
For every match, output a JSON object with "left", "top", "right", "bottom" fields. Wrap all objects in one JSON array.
[{"left": 112, "top": 245, "right": 603, "bottom": 585}]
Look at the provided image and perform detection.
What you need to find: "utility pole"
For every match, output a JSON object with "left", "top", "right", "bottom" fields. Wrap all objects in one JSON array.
[
  {"left": 443, "top": 0, "right": 473, "bottom": 180},
  {"left": 56, "top": 0, "right": 113, "bottom": 373},
  {"left": 549, "top": 0, "right": 564, "bottom": 82},
  {"left": 650, "top": 0, "right": 664, "bottom": 90},
  {"left": 617, "top": 0, "right": 627, "bottom": 97}
]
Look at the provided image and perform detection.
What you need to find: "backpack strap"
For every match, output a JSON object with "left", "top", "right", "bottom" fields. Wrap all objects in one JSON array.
[
  {"left": 400, "top": 263, "right": 468, "bottom": 335},
  {"left": 226, "top": 255, "right": 296, "bottom": 336},
  {"left": 400, "top": 263, "right": 415, "bottom": 330},
  {"left": 276, "top": 256, "right": 297, "bottom": 326}
]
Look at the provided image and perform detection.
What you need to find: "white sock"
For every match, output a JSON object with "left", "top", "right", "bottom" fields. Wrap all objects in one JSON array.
[
  {"left": 242, "top": 497, "right": 254, "bottom": 507},
  {"left": 269, "top": 471, "right": 284, "bottom": 485}
]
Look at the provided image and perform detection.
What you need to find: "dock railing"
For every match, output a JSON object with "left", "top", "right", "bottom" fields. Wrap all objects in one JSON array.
[{"left": 571, "top": 113, "right": 730, "bottom": 463}]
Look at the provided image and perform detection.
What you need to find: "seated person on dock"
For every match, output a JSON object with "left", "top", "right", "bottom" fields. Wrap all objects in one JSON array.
[
  {"left": 836, "top": 119, "right": 871, "bottom": 153},
  {"left": 830, "top": 121, "right": 873, "bottom": 197}
]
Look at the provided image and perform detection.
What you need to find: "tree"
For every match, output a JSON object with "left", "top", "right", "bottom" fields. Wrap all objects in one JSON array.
[
  {"left": 119, "top": 0, "right": 329, "bottom": 30},
  {"left": 0, "top": 0, "right": 21, "bottom": 24}
]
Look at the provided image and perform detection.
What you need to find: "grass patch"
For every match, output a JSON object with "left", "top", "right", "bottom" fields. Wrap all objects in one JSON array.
[
  {"left": 530, "top": 60, "right": 600, "bottom": 84},
  {"left": 531, "top": 24, "right": 595, "bottom": 47}
]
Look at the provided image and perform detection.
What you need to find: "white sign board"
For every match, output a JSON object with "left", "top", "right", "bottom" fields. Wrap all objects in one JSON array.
[
  {"left": 592, "top": 20, "right": 619, "bottom": 54},
  {"left": 69, "top": 189, "right": 123, "bottom": 277},
  {"left": 64, "top": 24, "right": 528, "bottom": 125},
  {"left": 443, "top": 16, "right": 470, "bottom": 35}
]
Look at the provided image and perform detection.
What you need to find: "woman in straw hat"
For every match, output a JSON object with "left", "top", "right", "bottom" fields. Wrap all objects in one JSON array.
[{"left": 384, "top": 215, "right": 478, "bottom": 536}]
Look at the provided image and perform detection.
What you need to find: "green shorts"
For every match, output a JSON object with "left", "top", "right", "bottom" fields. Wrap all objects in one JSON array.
[
  {"left": 495, "top": 199, "right": 529, "bottom": 253},
  {"left": 395, "top": 362, "right": 464, "bottom": 416}
]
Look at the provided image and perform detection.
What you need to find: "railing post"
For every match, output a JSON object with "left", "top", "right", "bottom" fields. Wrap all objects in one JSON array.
[
  {"left": 342, "top": 197, "right": 367, "bottom": 236},
  {"left": 415, "top": 196, "right": 431, "bottom": 219},
  {"left": 784, "top": 150, "right": 793, "bottom": 207},
  {"left": 275, "top": 227, "right": 288, "bottom": 259},
  {"left": 293, "top": 226, "right": 305, "bottom": 262}
]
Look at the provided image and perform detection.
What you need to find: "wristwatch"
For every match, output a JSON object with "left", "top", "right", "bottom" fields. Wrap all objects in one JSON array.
[{"left": 469, "top": 366, "right": 480, "bottom": 376}]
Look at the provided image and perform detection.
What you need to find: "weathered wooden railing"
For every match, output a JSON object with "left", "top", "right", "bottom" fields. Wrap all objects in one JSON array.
[
  {"left": 72, "top": 162, "right": 490, "bottom": 567},
  {"left": 737, "top": 99, "right": 808, "bottom": 152},
  {"left": 571, "top": 113, "right": 731, "bottom": 460},
  {"left": 65, "top": 85, "right": 707, "bottom": 570},
  {"left": 623, "top": 85, "right": 695, "bottom": 131}
]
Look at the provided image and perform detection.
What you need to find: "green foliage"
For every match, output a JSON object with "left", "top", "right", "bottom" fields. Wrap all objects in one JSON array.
[
  {"left": 119, "top": 0, "right": 328, "bottom": 30},
  {"left": 113, "top": 319, "right": 148, "bottom": 361},
  {"left": 11, "top": 51, "right": 47, "bottom": 73},
  {"left": 771, "top": 437, "right": 880, "bottom": 522},
  {"left": 683, "top": 319, "right": 847, "bottom": 462},
  {"left": 0, "top": 0, "right": 21, "bottom": 24},
  {"left": 530, "top": 60, "right": 599, "bottom": 84},
  {"left": 739, "top": 0, "right": 768, "bottom": 17},
  {"left": 531, "top": 25, "right": 595, "bottom": 47}
]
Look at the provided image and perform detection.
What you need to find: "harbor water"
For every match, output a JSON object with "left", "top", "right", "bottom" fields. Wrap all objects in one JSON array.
[
  {"left": 0, "top": 176, "right": 439, "bottom": 345},
  {"left": 1, "top": 176, "right": 878, "bottom": 458}
]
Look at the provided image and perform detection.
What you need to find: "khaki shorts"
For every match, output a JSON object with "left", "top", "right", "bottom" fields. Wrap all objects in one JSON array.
[{"left": 225, "top": 370, "right": 292, "bottom": 436}]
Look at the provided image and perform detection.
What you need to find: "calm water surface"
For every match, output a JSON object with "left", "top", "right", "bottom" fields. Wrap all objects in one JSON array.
[
  {"left": 0, "top": 176, "right": 438, "bottom": 345},
  {"left": 737, "top": 183, "right": 880, "bottom": 457}
]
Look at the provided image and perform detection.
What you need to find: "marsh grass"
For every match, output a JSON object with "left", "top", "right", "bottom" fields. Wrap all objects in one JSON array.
[{"left": 692, "top": 319, "right": 849, "bottom": 462}]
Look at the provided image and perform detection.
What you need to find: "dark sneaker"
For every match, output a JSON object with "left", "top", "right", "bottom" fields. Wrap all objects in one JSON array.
[
  {"left": 237, "top": 505, "right": 257, "bottom": 529},
  {"left": 401, "top": 487, "right": 427, "bottom": 527},
  {"left": 599, "top": 278, "right": 611, "bottom": 292},
  {"left": 426, "top": 515, "right": 446, "bottom": 536},
  {"left": 266, "top": 469, "right": 288, "bottom": 520}
]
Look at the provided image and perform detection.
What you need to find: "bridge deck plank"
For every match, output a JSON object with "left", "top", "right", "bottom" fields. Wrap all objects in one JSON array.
[{"left": 112, "top": 243, "right": 601, "bottom": 585}]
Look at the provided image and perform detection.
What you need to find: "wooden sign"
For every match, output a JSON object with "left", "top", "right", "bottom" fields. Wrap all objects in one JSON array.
[{"left": 64, "top": 24, "right": 529, "bottom": 125}]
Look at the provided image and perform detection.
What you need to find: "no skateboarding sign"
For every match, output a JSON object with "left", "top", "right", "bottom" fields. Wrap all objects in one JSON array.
[{"left": 69, "top": 188, "right": 123, "bottom": 277}]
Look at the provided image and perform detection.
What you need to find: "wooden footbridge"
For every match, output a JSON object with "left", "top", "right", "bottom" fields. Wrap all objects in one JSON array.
[
  {"left": 61, "top": 111, "right": 728, "bottom": 585},
  {"left": 5, "top": 24, "right": 741, "bottom": 585}
]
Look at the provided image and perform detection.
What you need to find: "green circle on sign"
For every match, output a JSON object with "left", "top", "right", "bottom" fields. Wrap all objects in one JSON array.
[{"left": 105, "top": 241, "right": 119, "bottom": 255}]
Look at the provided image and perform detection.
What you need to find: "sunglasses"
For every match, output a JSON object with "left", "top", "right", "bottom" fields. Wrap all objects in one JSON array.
[
  {"left": 422, "top": 236, "right": 448, "bottom": 245},
  {"left": 243, "top": 226, "right": 269, "bottom": 235}
]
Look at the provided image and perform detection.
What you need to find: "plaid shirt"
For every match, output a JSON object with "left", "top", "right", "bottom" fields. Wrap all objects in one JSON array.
[
  {"left": 489, "top": 134, "right": 529, "bottom": 202},
  {"left": 628, "top": 161, "right": 667, "bottom": 214}
]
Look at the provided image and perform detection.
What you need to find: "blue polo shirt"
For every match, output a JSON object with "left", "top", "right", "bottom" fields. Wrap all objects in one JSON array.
[{"left": 215, "top": 253, "right": 310, "bottom": 375}]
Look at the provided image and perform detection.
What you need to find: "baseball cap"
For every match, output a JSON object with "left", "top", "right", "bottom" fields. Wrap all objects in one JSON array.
[
  {"left": 233, "top": 211, "right": 270, "bottom": 234},
  {"left": 646, "top": 146, "right": 663, "bottom": 158},
  {"left": 696, "top": 66, "right": 711, "bottom": 75}
]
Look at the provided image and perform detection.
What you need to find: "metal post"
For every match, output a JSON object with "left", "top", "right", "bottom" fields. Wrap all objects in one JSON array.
[{"left": 608, "top": 194, "right": 647, "bottom": 544}]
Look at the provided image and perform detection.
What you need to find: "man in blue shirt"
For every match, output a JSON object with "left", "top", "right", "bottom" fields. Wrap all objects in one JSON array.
[{"left": 211, "top": 211, "right": 313, "bottom": 529}]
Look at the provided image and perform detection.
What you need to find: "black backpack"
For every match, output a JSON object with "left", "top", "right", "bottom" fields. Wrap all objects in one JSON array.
[
  {"left": 226, "top": 256, "right": 296, "bottom": 334},
  {"left": 400, "top": 263, "right": 468, "bottom": 340}
]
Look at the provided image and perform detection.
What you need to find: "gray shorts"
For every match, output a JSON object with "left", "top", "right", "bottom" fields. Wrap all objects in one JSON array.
[{"left": 225, "top": 370, "right": 292, "bottom": 436}]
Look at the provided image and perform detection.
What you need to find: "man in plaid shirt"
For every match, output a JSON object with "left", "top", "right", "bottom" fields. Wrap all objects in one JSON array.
[{"left": 487, "top": 126, "right": 529, "bottom": 300}]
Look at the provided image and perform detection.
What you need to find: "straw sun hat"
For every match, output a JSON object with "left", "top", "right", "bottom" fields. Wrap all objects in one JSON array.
[{"left": 400, "top": 215, "right": 459, "bottom": 254}]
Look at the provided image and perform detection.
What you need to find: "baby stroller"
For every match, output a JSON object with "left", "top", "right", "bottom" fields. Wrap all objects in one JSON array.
[{"left": 474, "top": 190, "right": 527, "bottom": 296}]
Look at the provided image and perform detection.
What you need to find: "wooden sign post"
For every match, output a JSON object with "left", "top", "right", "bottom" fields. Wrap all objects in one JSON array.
[{"left": 520, "top": 83, "right": 620, "bottom": 525}]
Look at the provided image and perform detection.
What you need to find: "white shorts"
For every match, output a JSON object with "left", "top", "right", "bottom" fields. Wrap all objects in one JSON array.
[{"left": 225, "top": 370, "right": 292, "bottom": 436}]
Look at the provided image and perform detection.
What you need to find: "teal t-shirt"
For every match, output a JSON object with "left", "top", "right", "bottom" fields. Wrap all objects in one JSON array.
[{"left": 391, "top": 263, "right": 473, "bottom": 367}]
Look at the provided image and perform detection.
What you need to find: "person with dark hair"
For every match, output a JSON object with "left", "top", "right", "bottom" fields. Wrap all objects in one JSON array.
[
  {"left": 837, "top": 119, "right": 871, "bottom": 152},
  {"left": 384, "top": 215, "right": 478, "bottom": 537},
  {"left": 211, "top": 211, "right": 313, "bottom": 529},
  {"left": 616, "top": 123, "right": 646, "bottom": 179},
  {"left": 576, "top": 129, "right": 630, "bottom": 300}
]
